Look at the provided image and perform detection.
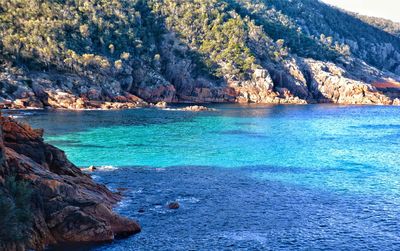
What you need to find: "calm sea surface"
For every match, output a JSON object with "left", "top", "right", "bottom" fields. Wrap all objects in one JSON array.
[{"left": 11, "top": 104, "right": 400, "bottom": 250}]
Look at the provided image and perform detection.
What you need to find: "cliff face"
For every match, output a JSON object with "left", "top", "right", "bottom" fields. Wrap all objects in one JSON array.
[
  {"left": 1, "top": 54, "right": 399, "bottom": 108},
  {"left": 0, "top": 0, "right": 399, "bottom": 108},
  {"left": 0, "top": 117, "right": 140, "bottom": 250}
]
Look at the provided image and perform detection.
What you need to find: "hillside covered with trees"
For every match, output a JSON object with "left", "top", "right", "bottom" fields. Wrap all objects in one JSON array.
[{"left": 0, "top": 0, "right": 399, "bottom": 108}]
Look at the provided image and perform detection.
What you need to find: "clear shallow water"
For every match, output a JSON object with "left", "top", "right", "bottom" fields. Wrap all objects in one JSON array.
[{"left": 12, "top": 104, "right": 400, "bottom": 250}]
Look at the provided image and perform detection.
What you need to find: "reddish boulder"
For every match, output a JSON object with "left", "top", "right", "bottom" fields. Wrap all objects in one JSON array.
[{"left": 168, "top": 202, "right": 180, "bottom": 210}]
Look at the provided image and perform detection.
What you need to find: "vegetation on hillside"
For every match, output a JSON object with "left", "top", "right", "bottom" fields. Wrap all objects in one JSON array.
[
  {"left": 356, "top": 14, "right": 400, "bottom": 38},
  {"left": 0, "top": 0, "right": 159, "bottom": 74},
  {"left": 263, "top": 0, "right": 400, "bottom": 72},
  {"left": 0, "top": 0, "right": 399, "bottom": 83}
]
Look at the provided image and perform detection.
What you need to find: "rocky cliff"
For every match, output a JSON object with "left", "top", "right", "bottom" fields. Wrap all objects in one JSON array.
[
  {"left": 0, "top": 116, "right": 140, "bottom": 250},
  {"left": 0, "top": 0, "right": 399, "bottom": 108}
]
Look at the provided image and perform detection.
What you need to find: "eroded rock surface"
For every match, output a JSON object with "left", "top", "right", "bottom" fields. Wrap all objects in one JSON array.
[
  {"left": 0, "top": 117, "right": 140, "bottom": 250},
  {"left": 1, "top": 49, "right": 399, "bottom": 109},
  {"left": 0, "top": 70, "right": 148, "bottom": 110}
]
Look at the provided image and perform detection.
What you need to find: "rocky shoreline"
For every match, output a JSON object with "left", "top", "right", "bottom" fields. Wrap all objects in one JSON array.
[
  {"left": 0, "top": 116, "right": 140, "bottom": 250},
  {"left": 1, "top": 56, "right": 400, "bottom": 110}
]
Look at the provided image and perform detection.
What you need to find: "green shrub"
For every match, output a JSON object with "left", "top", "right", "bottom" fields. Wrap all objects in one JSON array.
[
  {"left": 0, "top": 177, "right": 33, "bottom": 245},
  {"left": 6, "top": 84, "right": 18, "bottom": 95}
]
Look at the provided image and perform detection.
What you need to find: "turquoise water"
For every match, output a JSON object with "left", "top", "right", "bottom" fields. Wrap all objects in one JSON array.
[{"left": 14, "top": 104, "right": 400, "bottom": 250}]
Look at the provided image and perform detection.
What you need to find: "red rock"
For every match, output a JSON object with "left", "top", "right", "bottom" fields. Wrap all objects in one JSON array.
[
  {"left": 168, "top": 202, "right": 180, "bottom": 209},
  {"left": 0, "top": 117, "right": 141, "bottom": 250}
]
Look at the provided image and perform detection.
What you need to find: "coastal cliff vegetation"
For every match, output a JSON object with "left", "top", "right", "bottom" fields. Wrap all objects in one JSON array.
[{"left": 0, "top": 177, "right": 32, "bottom": 247}]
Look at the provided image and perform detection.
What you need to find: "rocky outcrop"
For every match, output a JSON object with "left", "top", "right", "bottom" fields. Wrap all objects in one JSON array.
[
  {"left": 154, "top": 101, "right": 168, "bottom": 108},
  {"left": 127, "top": 43, "right": 399, "bottom": 106},
  {"left": 167, "top": 202, "right": 180, "bottom": 210},
  {"left": 0, "top": 117, "right": 140, "bottom": 250},
  {"left": 0, "top": 68, "right": 148, "bottom": 110},
  {"left": 228, "top": 56, "right": 400, "bottom": 106},
  {"left": 2, "top": 55, "right": 399, "bottom": 109},
  {"left": 180, "top": 105, "right": 216, "bottom": 112},
  {"left": 303, "top": 59, "right": 394, "bottom": 105}
]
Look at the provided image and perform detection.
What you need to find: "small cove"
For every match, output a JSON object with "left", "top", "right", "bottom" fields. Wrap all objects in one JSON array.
[{"left": 12, "top": 104, "right": 400, "bottom": 250}]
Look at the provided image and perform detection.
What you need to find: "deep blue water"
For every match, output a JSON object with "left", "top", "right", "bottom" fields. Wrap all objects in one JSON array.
[{"left": 10, "top": 104, "right": 400, "bottom": 250}]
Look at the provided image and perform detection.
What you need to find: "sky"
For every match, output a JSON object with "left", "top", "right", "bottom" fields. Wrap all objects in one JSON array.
[{"left": 322, "top": 0, "right": 400, "bottom": 22}]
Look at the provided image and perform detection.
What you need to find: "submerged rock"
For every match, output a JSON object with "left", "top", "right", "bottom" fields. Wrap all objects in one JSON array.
[
  {"left": 0, "top": 117, "right": 141, "bottom": 250},
  {"left": 168, "top": 202, "right": 180, "bottom": 209}
]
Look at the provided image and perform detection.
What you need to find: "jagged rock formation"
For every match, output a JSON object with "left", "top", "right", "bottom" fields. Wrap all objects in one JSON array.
[
  {"left": 0, "top": 68, "right": 148, "bottom": 109},
  {"left": 0, "top": 0, "right": 399, "bottom": 108},
  {"left": 0, "top": 117, "right": 140, "bottom": 250}
]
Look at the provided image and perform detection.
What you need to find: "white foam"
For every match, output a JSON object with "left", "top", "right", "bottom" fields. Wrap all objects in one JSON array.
[
  {"left": 8, "top": 112, "right": 35, "bottom": 118},
  {"left": 132, "top": 188, "right": 143, "bottom": 194},
  {"left": 146, "top": 204, "right": 167, "bottom": 214},
  {"left": 161, "top": 108, "right": 180, "bottom": 111},
  {"left": 8, "top": 115, "right": 24, "bottom": 119},
  {"left": 221, "top": 231, "right": 269, "bottom": 244},
  {"left": 96, "top": 165, "right": 118, "bottom": 171},
  {"left": 177, "top": 197, "right": 200, "bottom": 203},
  {"left": 116, "top": 198, "right": 133, "bottom": 210}
]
